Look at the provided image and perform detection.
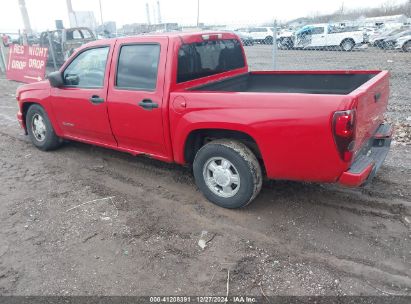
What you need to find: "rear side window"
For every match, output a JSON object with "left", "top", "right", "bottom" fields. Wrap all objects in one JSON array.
[
  {"left": 312, "top": 27, "right": 324, "bottom": 35},
  {"left": 177, "top": 39, "right": 245, "bottom": 83},
  {"left": 116, "top": 44, "right": 160, "bottom": 91}
]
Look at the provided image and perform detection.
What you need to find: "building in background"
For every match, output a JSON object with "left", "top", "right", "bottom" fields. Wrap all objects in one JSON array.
[
  {"left": 96, "top": 21, "right": 117, "bottom": 37},
  {"left": 119, "top": 23, "right": 179, "bottom": 35}
]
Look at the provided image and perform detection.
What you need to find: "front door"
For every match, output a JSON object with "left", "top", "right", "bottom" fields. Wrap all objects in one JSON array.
[
  {"left": 310, "top": 26, "right": 326, "bottom": 47},
  {"left": 50, "top": 44, "right": 117, "bottom": 145},
  {"left": 106, "top": 37, "right": 168, "bottom": 157}
]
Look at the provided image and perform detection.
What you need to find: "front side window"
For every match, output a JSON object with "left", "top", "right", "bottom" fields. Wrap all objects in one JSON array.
[
  {"left": 63, "top": 47, "right": 109, "bottom": 88},
  {"left": 116, "top": 44, "right": 160, "bottom": 91},
  {"left": 177, "top": 39, "right": 245, "bottom": 83}
]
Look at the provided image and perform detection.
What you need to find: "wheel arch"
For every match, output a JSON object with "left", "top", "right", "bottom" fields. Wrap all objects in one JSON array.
[
  {"left": 20, "top": 100, "right": 62, "bottom": 136},
  {"left": 340, "top": 37, "right": 355, "bottom": 45},
  {"left": 183, "top": 128, "right": 266, "bottom": 174},
  {"left": 402, "top": 40, "right": 411, "bottom": 51},
  {"left": 20, "top": 101, "right": 40, "bottom": 132}
]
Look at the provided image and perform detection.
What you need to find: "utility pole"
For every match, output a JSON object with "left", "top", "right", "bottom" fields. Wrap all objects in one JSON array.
[
  {"left": 0, "top": 41, "right": 6, "bottom": 73},
  {"left": 272, "top": 19, "right": 278, "bottom": 70},
  {"left": 152, "top": 4, "right": 156, "bottom": 25},
  {"left": 196, "top": 0, "right": 200, "bottom": 27},
  {"left": 146, "top": 2, "right": 151, "bottom": 25},
  {"left": 157, "top": 0, "right": 162, "bottom": 24},
  {"left": 99, "top": 0, "right": 104, "bottom": 25},
  {"left": 18, "top": 0, "right": 32, "bottom": 34},
  {"left": 66, "top": 0, "right": 78, "bottom": 27}
]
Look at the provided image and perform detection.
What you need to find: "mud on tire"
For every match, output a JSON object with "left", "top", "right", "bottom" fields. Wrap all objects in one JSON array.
[
  {"left": 193, "top": 139, "right": 263, "bottom": 209},
  {"left": 26, "top": 104, "right": 62, "bottom": 151}
]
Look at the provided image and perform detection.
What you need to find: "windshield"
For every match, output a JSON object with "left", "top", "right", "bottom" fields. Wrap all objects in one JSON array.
[
  {"left": 177, "top": 39, "right": 245, "bottom": 83},
  {"left": 385, "top": 29, "right": 404, "bottom": 36}
]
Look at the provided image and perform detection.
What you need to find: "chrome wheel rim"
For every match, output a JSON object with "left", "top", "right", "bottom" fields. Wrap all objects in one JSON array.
[
  {"left": 343, "top": 42, "right": 352, "bottom": 51},
  {"left": 203, "top": 157, "right": 240, "bottom": 198},
  {"left": 31, "top": 114, "right": 46, "bottom": 142}
]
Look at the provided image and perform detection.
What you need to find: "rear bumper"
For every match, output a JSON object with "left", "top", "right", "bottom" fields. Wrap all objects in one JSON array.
[{"left": 338, "top": 123, "right": 392, "bottom": 187}]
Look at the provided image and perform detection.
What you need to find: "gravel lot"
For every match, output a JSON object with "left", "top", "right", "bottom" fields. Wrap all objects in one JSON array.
[{"left": 0, "top": 46, "right": 410, "bottom": 296}]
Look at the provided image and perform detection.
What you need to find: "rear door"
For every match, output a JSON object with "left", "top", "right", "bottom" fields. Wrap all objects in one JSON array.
[{"left": 106, "top": 37, "right": 168, "bottom": 157}]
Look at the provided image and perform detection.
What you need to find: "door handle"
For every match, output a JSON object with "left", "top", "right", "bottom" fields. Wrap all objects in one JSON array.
[
  {"left": 139, "top": 99, "right": 159, "bottom": 110},
  {"left": 374, "top": 92, "right": 381, "bottom": 102},
  {"left": 89, "top": 95, "right": 105, "bottom": 104}
]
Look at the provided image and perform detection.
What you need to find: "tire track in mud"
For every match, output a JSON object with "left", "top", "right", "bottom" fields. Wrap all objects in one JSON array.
[
  {"left": 22, "top": 138, "right": 408, "bottom": 292},
  {"left": 0, "top": 129, "right": 410, "bottom": 295}
]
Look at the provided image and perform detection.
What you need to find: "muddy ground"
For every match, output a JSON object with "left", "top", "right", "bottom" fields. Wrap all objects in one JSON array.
[{"left": 0, "top": 47, "right": 410, "bottom": 296}]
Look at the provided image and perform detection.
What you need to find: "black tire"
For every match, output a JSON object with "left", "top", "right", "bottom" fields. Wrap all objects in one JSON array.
[
  {"left": 264, "top": 36, "right": 273, "bottom": 45},
  {"left": 375, "top": 40, "right": 384, "bottom": 49},
  {"left": 279, "top": 38, "right": 294, "bottom": 49},
  {"left": 341, "top": 39, "right": 355, "bottom": 51},
  {"left": 26, "top": 104, "right": 62, "bottom": 151},
  {"left": 193, "top": 139, "right": 262, "bottom": 209},
  {"left": 402, "top": 41, "right": 411, "bottom": 52}
]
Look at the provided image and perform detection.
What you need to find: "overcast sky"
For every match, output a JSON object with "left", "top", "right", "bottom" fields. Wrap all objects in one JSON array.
[{"left": 0, "top": 0, "right": 408, "bottom": 32}]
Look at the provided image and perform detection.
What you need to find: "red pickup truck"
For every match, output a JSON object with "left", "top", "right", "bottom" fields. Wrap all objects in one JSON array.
[{"left": 16, "top": 32, "right": 392, "bottom": 208}]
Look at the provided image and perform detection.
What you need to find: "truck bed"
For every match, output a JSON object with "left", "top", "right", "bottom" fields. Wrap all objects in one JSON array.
[{"left": 190, "top": 72, "right": 376, "bottom": 95}]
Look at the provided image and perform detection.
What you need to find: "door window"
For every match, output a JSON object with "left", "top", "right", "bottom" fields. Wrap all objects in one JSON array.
[
  {"left": 311, "top": 27, "right": 325, "bottom": 35},
  {"left": 63, "top": 47, "right": 109, "bottom": 88},
  {"left": 116, "top": 44, "right": 160, "bottom": 91}
]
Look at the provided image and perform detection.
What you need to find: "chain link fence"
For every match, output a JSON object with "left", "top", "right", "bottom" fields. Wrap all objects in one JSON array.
[
  {"left": 241, "top": 25, "right": 411, "bottom": 145},
  {"left": 1, "top": 20, "right": 410, "bottom": 144}
]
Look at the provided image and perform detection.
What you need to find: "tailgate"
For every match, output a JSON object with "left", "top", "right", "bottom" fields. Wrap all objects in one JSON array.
[{"left": 351, "top": 71, "right": 389, "bottom": 154}]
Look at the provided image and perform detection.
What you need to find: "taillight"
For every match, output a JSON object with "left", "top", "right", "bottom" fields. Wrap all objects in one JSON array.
[{"left": 333, "top": 110, "right": 356, "bottom": 162}]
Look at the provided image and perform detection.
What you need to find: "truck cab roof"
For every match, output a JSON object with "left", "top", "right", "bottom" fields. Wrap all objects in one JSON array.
[{"left": 91, "top": 31, "right": 241, "bottom": 47}]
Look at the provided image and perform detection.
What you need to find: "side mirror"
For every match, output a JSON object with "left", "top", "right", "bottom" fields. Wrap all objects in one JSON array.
[
  {"left": 64, "top": 74, "right": 80, "bottom": 86},
  {"left": 48, "top": 71, "right": 64, "bottom": 88}
]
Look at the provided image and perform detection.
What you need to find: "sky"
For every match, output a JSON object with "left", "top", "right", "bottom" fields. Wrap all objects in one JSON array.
[{"left": 0, "top": 0, "right": 408, "bottom": 33}]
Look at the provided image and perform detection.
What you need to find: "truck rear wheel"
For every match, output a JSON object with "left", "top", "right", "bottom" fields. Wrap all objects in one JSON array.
[
  {"left": 193, "top": 139, "right": 262, "bottom": 209},
  {"left": 26, "top": 104, "right": 62, "bottom": 151},
  {"left": 341, "top": 39, "right": 355, "bottom": 51}
]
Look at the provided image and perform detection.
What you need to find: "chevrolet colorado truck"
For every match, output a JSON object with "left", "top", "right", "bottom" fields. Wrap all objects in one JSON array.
[{"left": 16, "top": 32, "right": 392, "bottom": 209}]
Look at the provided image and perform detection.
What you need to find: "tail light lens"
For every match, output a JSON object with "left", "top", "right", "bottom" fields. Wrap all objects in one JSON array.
[{"left": 333, "top": 110, "right": 356, "bottom": 162}]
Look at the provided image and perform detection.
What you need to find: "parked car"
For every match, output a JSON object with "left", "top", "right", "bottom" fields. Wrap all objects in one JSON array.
[
  {"left": 369, "top": 28, "right": 407, "bottom": 48},
  {"left": 16, "top": 32, "right": 392, "bottom": 209},
  {"left": 383, "top": 29, "right": 411, "bottom": 49},
  {"left": 395, "top": 34, "right": 411, "bottom": 52},
  {"left": 293, "top": 24, "right": 365, "bottom": 51},
  {"left": 277, "top": 29, "right": 294, "bottom": 49},
  {"left": 1, "top": 33, "right": 39, "bottom": 46},
  {"left": 1, "top": 34, "right": 10, "bottom": 46},
  {"left": 235, "top": 31, "right": 254, "bottom": 46},
  {"left": 4, "top": 33, "right": 21, "bottom": 44},
  {"left": 39, "top": 27, "right": 96, "bottom": 66},
  {"left": 239, "top": 27, "right": 274, "bottom": 44}
]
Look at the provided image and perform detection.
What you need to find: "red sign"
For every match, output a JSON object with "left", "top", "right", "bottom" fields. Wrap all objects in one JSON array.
[{"left": 6, "top": 44, "right": 48, "bottom": 83}]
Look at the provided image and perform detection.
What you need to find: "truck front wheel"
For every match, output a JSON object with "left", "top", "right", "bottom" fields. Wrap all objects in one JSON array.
[
  {"left": 193, "top": 139, "right": 262, "bottom": 208},
  {"left": 26, "top": 104, "right": 62, "bottom": 151},
  {"left": 402, "top": 41, "right": 411, "bottom": 52},
  {"left": 264, "top": 36, "right": 273, "bottom": 45}
]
